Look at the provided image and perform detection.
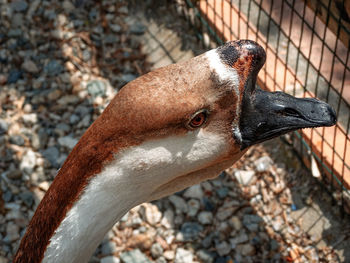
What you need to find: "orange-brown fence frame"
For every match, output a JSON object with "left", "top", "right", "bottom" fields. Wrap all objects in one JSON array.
[{"left": 185, "top": 0, "right": 350, "bottom": 193}]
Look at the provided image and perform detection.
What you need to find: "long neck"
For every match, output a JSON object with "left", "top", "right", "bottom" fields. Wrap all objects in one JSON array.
[{"left": 42, "top": 164, "right": 142, "bottom": 263}]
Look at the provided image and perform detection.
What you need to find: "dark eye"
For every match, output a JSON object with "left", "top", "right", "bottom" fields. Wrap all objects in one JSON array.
[{"left": 188, "top": 110, "right": 208, "bottom": 129}]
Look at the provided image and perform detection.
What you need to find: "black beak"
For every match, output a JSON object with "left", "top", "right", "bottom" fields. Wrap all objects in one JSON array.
[
  {"left": 228, "top": 40, "right": 337, "bottom": 150},
  {"left": 239, "top": 87, "right": 337, "bottom": 150}
]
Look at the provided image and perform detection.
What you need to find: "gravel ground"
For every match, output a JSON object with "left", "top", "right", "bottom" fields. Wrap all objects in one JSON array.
[{"left": 0, "top": 1, "right": 349, "bottom": 263}]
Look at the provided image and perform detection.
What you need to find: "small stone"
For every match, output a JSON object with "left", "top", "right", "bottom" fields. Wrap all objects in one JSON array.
[
  {"left": 120, "top": 249, "right": 152, "bottom": 263},
  {"left": 150, "top": 243, "right": 163, "bottom": 259},
  {"left": 58, "top": 95, "right": 80, "bottom": 105},
  {"left": 187, "top": 199, "right": 200, "bottom": 217},
  {"left": 215, "top": 241, "right": 231, "bottom": 256},
  {"left": 69, "top": 114, "right": 80, "bottom": 124},
  {"left": 44, "top": 60, "right": 63, "bottom": 76},
  {"left": 230, "top": 230, "right": 249, "bottom": 246},
  {"left": 22, "top": 113, "right": 38, "bottom": 125},
  {"left": 20, "top": 149, "right": 37, "bottom": 174},
  {"left": 9, "top": 134, "right": 25, "bottom": 146},
  {"left": 78, "top": 115, "right": 91, "bottom": 128},
  {"left": 254, "top": 156, "right": 273, "bottom": 172},
  {"left": 101, "top": 241, "right": 118, "bottom": 256},
  {"left": 7, "top": 69, "right": 22, "bottom": 84},
  {"left": 144, "top": 203, "right": 162, "bottom": 226},
  {"left": 196, "top": 250, "right": 214, "bottom": 263},
  {"left": 5, "top": 222, "right": 20, "bottom": 242},
  {"left": 38, "top": 181, "right": 50, "bottom": 192},
  {"left": 155, "top": 257, "right": 166, "bottom": 263},
  {"left": 243, "top": 214, "right": 263, "bottom": 232},
  {"left": 216, "top": 187, "right": 229, "bottom": 199},
  {"left": 179, "top": 222, "right": 203, "bottom": 241},
  {"left": 163, "top": 251, "right": 175, "bottom": 260},
  {"left": 0, "top": 74, "right": 7, "bottom": 85},
  {"left": 184, "top": 184, "right": 203, "bottom": 199},
  {"left": 216, "top": 206, "right": 237, "bottom": 221},
  {"left": 63, "top": 0, "right": 75, "bottom": 11},
  {"left": 201, "top": 233, "right": 213, "bottom": 248},
  {"left": 161, "top": 209, "right": 174, "bottom": 229},
  {"left": 240, "top": 243, "right": 255, "bottom": 256},
  {"left": 110, "top": 24, "right": 122, "bottom": 33},
  {"left": 42, "top": 147, "right": 60, "bottom": 167},
  {"left": 169, "top": 195, "right": 188, "bottom": 214},
  {"left": 11, "top": 0, "right": 28, "bottom": 12},
  {"left": 6, "top": 169, "right": 22, "bottom": 180},
  {"left": 121, "top": 74, "right": 137, "bottom": 83},
  {"left": 130, "top": 23, "right": 146, "bottom": 35},
  {"left": 22, "top": 59, "right": 39, "bottom": 74},
  {"left": 19, "top": 191, "right": 34, "bottom": 207},
  {"left": 58, "top": 136, "right": 78, "bottom": 149},
  {"left": 104, "top": 34, "right": 119, "bottom": 44},
  {"left": 175, "top": 248, "right": 193, "bottom": 263},
  {"left": 87, "top": 80, "right": 106, "bottom": 97},
  {"left": 229, "top": 216, "right": 242, "bottom": 231},
  {"left": 234, "top": 170, "right": 255, "bottom": 185},
  {"left": 198, "top": 211, "right": 213, "bottom": 225},
  {"left": 47, "top": 89, "right": 62, "bottom": 101},
  {"left": 101, "top": 256, "right": 120, "bottom": 263},
  {"left": 0, "top": 120, "right": 8, "bottom": 135}
]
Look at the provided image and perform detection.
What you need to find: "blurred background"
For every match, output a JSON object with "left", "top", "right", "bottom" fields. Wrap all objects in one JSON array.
[{"left": 0, "top": 0, "right": 349, "bottom": 262}]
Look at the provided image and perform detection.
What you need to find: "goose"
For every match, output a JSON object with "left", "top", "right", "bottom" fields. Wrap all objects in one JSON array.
[{"left": 13, "top": 40, "right": 336, "bottom": 263}]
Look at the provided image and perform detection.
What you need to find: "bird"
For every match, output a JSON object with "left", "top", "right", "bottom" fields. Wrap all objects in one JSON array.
[{"left": 13, "top": 40, "right": 336, "bottom": 263}]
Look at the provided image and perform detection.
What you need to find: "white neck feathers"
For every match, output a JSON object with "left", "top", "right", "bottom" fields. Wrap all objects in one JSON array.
[{"left": 43, "top": 129, "right": 228, "bottom": 262}]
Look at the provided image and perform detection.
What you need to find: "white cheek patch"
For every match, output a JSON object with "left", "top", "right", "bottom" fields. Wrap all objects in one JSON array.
[
  {"left": 206, "top": 49, "right": 240, "bottom": 94},
  {"left": 43, "top": 130, "right": 229, "bottom": 263},
  {"left": 206, "top": 48, "right": 242, "bottom": 142}
]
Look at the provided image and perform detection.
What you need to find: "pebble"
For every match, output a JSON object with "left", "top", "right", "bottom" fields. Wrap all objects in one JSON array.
[
  {"left": 58, "top": 135, "right": 78, "bottom": 150},
  {"left": 11, "top": 0, "right": 28, "bottom": 12},
  {"left": 216, "top": 187, "right": 229, "bottom": 199},
  {"left": 179, "top": 222, "right": 203, "bottom": 241},
  {"left": 87, "top": 80, "right": 107, "bottom": 97},
  {"left": 150, "top": 243, "right": 163, "bottom": 259},
  {"left": 160, "top": 209, "right": 174, "bottom": 229},
  {"left": 22, "top": 113, "right": 38, "bottom": 125},
  {"left": 234, "top": 170, "right": 255, "bottom": 185},
  {"left": 9, "top": 134, "right": 25, "bottom": 146},
  {"left": 121, "top": 74, "right": 137, "bottom": 83},
  {"left": 163, "top": 250, "right": 175, "bottom": 261},
  {"left": 110, "top": 24, "right": 122, "bottom": 33},
  {"left": 143, "top": 203, "right": 162, "bottom": 226},
  {"left": 174, "top": 248, "right": 193, "bottom": 263},
  {"left": 44, "top": 60, "right": 63, "bottom": 76},
  {"left": 0, "top": 120, "right": 9, "bottom": 135},
  {"left": 101, "top": 256, "right": 120, "bottom": 263},
  {"left": 120, "top": 249, "right": 152, "bottom": 263},
  {"left": 254, "top": 156, "right": 273, "bottom": 172},
  {"left": 196, "top": 250, "right": 215, "bottom": 263},
  {"left": 187, "top": 199, "right": 200, "bottom": 217},
  {"left": 5, "top": 222, "right": 20, "bottom": 242},
  {"left": 42, "top": 146, "right": 60, "bottom": 167},
  {"left": 198, "top": 211, "right": 213, "bottom": 225},
  {"left": 184, "top": 184, "right": 204, "bottom": 199},
  {"left": 239, "top": 243, "right": 255, "bottom": 256},
  {"left": 130, "top": 23, "right": 146, "bottom": 35},
  {"left": 215, "top": 241, "right": 231, "bottom": 256},
  {"left": 230, "top": 230, "right": 249, "bottom": 246},
  {"left": 169, "top": 195, "right": 188, "bottom": 214},
  {"left": 22, "top": 59, "right": 39, "bottom": 74},
  {"left": 20, "top": 149, "right": 37, "bottom": 174},
  {"left": 7, "top": 69, "right": 22, "bottom": 84},
  {"left": 101, "top": 241, "right": 118, "bottom": 256}
]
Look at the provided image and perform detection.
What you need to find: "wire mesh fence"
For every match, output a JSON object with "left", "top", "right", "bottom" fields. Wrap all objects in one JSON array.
[{"left": 182, "top": 0, "right": 350, "bottom": 214}]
